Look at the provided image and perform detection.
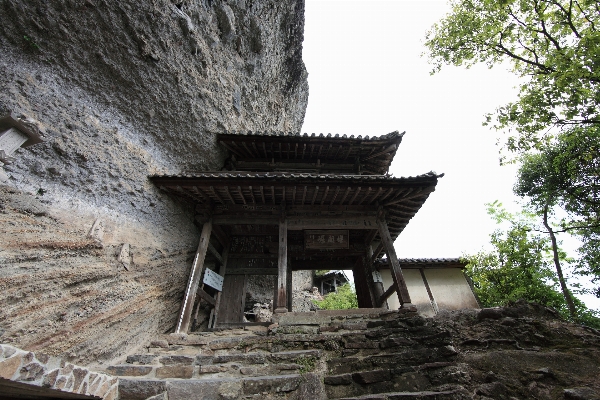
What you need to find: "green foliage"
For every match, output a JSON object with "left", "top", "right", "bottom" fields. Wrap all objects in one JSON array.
[
  {"left": 425, "top": 0, "right": 600, "bottom": 153},
  {"left": 23, "top": 35, "right": 40, "bottom": 50},
  {"left": 465, "top": 203, "right": 566, "bottom": 311},
  {"left": 296, "top": 356, "right": 317, "bottom": 374},
  {"left": 515, "top": 128, "right": 600, "bottom": 297},
  {"left": 313, "top": 283, "right": 358, "bottom": 310},
  {"left": 464, "top": 202, "right": 600, "bottom": 326},
  {"left": 315, "top": 270, "right": 330, "bottom": 277}
]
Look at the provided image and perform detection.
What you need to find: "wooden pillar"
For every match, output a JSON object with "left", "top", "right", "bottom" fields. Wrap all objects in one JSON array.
[
  {"left": 175, "top": 219, "right": 212, "bottom": 333},
  {"left": 211, "top": 241, "right": 231, "bottom": 328},
  {"left": 377, "top": 217, "right": 412, "bottom": 307},
  {"left": 286, "top": 259, "right": 293, "bottom": 312},
  {"left": 366, "top": 245, "right": 386, "bottom": 308},
  {"left": 275, "top": 214, "right": 288, "bottom": 313},
  {"left": 352, "top": 257, "right": 374, "bottom": 308}
]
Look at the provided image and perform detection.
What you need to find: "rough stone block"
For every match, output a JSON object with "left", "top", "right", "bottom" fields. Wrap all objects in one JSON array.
[
  {"left": 267, "top": 350, "right": 320, "bottom": 363},
  {"left": 195, "top": 355, "right": 214, "bottom": 365},
  {"left": 288, "top": 372, "right": 327, "bottom": 400},
  {"left": 274, "top": 312, "right": 332, "bottom": 326},
  {"left": 352, "top": 369, "right": 391, "bottom": 384},
  {"left": 167, "top": 379, "right": 233, "bottom": 400},
  {"left": 199, "top": 365, "right": 228, "bottom": 374},
  {"left": 106, "top": 365, "right": 152, "bottom": 377},
  {"left": 380, "top": 337, "right": 415, "bottom": 349},
  {"left": 319, "top": 324, "right": 342, "bottom": 333},
  {"left": 126, "top": 354, "right": 157, "bottom": 365},
  {"left": 159, "top": 355, "right": 194, "bottom": 366},
  {"left": 342, "top": 322, "right": 368, "bottom": 330},
  {"left": 72, "top": 367, "right": 88, "bottom": 391},
  {"left": 242, "top": 374, "right": 302, "bottom": 395},
  {"left": 42, "top": 368, "right": 59, "bottom": 388},
  {"left": 324, "top": 374, "right": 353, "bottom": 386},
  {"left": 18, "top": 362, "right": 45, "bottom": 381},
  {"left": 119, "top": 379, "right": 167, "bottom": 400},
  {"left": 0, "top": 355, "right": 22, "bottom": 379},
  {"left": 327, "top": 357, "right": 358, "bottom": 374},
  {"left": 213, "top": 353, "right": 266, "bottom": 364},
  {"left": 155, "top": 365, "right": 194, "bottom": 379},
  {"left": 150, "top": 340, "right": 169, "bottom": 348}
]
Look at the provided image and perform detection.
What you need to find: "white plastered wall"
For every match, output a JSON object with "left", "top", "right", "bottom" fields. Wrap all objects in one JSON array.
[
  {"left": 380, "top": 269, "right": 436, "bottom": 317},
  {"left": 424, "top": 268, "right": 479, "bottom": 310},
  {"left": 380, "top": 268, "right": 478, "bottom": 316}
]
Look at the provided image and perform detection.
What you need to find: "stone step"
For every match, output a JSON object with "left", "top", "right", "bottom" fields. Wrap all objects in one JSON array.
[
  {"left": 327, "top": 346, "right": 458, "bottom": 375},
  {"left": 324, "top": 362, "right": 466, "bottom": 399},
  {"left": 118, "top": 373, "right": 325, "bottom": 400},
  {"left": 107, "top": 349, "right": 322, "bottom": 379},
  {"left": 336, "top": 388, "right": 468, "bottom": 399}
]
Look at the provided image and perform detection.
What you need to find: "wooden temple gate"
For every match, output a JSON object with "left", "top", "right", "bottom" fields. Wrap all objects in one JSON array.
[{"left": 150, "top": 131, "right": 441, "bottom": 332}]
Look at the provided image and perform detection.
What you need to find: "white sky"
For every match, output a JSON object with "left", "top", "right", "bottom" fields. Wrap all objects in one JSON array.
[{"left": 301, "top": 0, "right": 600, "bottom": 310}]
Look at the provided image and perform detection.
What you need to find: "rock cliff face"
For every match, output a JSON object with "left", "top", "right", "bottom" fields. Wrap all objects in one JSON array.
[{"left": 0, "top": 0, "right": 308, "bottom": 367}]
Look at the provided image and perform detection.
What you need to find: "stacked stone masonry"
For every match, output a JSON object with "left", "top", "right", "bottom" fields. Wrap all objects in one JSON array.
[
  {"left": 96, "top": 304, "right": 600, "bottom": 399},
  {"left": 0, "top": 343, "right": 118, "bottom": 399}
]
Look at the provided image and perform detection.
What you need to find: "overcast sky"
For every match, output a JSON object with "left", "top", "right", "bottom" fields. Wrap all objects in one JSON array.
[{"left": 301, "top": 0, "right": 599, "bottom": 310}]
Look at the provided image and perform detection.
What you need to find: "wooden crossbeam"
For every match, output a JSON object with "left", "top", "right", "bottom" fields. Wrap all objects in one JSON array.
[
  {"left": 379, "top": 283, "right": 397, "bottom": 306},
  {"left": 208, "top": 242, "right": 223, "bottom": 264},
  {"left": 198, "top": 288, "right": 216, "bottom": 307}
]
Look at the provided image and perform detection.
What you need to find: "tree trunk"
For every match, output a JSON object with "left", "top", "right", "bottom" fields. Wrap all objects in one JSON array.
[{"left": 543, "top": 205, "right": 578, "bottom": 321}]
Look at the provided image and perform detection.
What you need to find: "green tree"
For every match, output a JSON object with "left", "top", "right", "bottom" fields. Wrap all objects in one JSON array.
[
  {"left": 515, "top": 127, "right": 600, "bottom": 301},
  {"left": 425, "top": 0, "right": 600, "bottom": 153},
  {"left": 313, "top": 283, "right": 358, "bottom": 310},
  {"left": 465, "top": 203, "right": 567, "bottom": 311}
]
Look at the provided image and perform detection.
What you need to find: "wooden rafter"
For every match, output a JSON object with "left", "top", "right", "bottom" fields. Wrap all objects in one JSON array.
[
  {"left": 348, "top": 187, "right": 362, "bottom": 205},
  {"left": 320, "top": 186, "right": 330, "bottom": 205},
  {"left": 224, "top": 186, "right": 236, "bottom": 204}
]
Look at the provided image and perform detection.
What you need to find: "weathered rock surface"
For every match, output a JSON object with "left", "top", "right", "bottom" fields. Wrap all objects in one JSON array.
[{"left": 0, "top": 0, "right": 308, "bottom": 367}]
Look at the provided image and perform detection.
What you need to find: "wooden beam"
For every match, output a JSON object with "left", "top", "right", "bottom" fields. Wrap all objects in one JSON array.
[
  {"left": 380, "top": 283, "right": 397, "bottom": 305},
  {"left": 208, "top": 242, "right": 223, "bottom": 265},
  {"left": 175, "top": 219, "right": 212, "bottom": 334},
  {"left": 198, "top": 287, "right": 216, "bottom": 306},
  {"left": 287, "top": 216, "right": 377, "bottom": 230},
  {"left": 377, "top": 217, "right": 412, "bottom": 307},
  {"left": 212, "top": 216, "right": 279, "bottom": 225},
  {"left": 275, "top": 214, "right": 288, "bottom": 313},
  {"left": 226, "top": 268, "right": 278, "bottom": 275},
  {"left": 371, "top": 242, "right": 384, "bottom": 264}
]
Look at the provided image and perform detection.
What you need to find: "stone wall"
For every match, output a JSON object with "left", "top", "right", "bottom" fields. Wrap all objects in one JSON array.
[
  {"left": 0, "top": 344, "right": 118, "bottom": 399},
  {"left": 0, "top": 0, "right": 308, "bottom": 367}
]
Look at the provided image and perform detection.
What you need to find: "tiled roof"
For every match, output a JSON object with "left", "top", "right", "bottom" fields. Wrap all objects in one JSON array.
[
  {"left": 218, "top": 131, "right": 404, "bottom": 141},
  {"left": 150, "top": 171, "right": 442, "bottom": 181}
]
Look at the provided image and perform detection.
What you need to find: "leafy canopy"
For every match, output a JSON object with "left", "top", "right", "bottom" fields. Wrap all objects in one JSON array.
[
  {"left": 464, "top": 202, "right": 600, "bottom": 326},
  {"left": 515, "top": 127, "right": 600, "bottom": 297},
  {"left": 313, "top": 283, "right": 358, "bottom": 310},
  {"left": 425, "top": 0, "right": 600, "bottom": 153},
  {"left": 465, "top": 202, "right": 567, "bottom": 310}
]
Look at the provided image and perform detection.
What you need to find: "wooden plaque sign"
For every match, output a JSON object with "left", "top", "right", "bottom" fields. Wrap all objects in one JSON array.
[{"left": 305, "top": 230, "right": 349, "bottom": 250}]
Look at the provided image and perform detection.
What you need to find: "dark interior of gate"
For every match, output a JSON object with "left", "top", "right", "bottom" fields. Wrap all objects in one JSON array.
[{"left": 150, "top": 132, "right": 442, "bottom": 331}]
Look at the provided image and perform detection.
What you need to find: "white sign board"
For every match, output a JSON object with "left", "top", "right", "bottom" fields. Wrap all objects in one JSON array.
[
  {"left": 203, "top": 269, "right": 224, "bottom": 291},
  {"left": 372, "top": 271, "right": 383, "bottom": 283},
  {"left": 0, "top": 128, "right": 28, "bottom": 155}
]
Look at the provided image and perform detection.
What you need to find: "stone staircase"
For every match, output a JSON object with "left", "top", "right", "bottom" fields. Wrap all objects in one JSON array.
[{"left": 104, "top": 309, "right": 473, "bottom": 399}]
